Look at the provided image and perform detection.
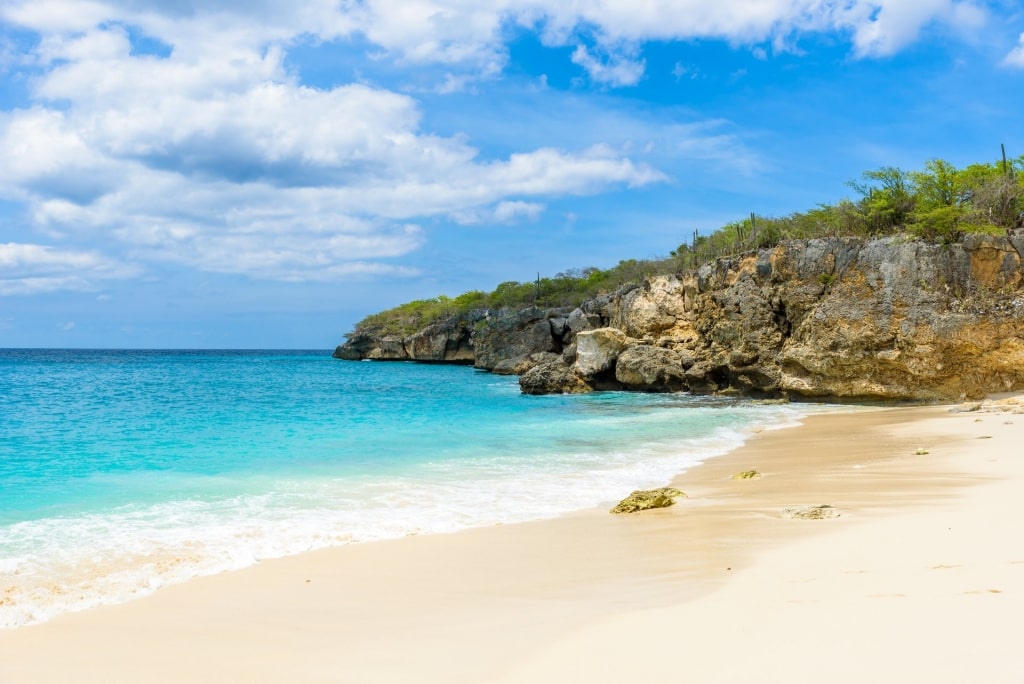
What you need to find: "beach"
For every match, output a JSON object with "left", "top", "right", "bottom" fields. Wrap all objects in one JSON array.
[{"left": 2, "top": 398, "right": 1022, "bottom": 683}]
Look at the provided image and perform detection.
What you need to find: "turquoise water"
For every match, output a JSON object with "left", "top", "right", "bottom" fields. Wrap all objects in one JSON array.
[{"left": 1, "top": 349, "right": 815, "bottom": 627}]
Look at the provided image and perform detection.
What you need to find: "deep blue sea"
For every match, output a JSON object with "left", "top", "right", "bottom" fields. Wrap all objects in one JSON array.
[{"left": 1, "top": 349, "right": 818, "bottom": 627}]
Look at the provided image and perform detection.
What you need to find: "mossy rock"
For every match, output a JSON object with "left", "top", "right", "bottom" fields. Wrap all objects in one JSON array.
[
  {"left": 731, "top": 470, "right": 762, "bottom": 480},
  {"left": 783, "top": 504, "right": 841, "bottom": 520},
  {"left": 610, "top": 487, "right": 686, "bottom": 514}
]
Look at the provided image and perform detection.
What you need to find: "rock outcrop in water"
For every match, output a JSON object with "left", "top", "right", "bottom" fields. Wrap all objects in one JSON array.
[
  {"left": 334, "top": 235, "right": 1024, "bottom": 402},
  {"left": 334, "top": 309, "right": 482, "bottom": 364}
]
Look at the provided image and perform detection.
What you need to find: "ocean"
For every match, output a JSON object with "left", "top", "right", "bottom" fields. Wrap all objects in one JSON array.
[{"left": 1, "top": 349, "right": 818, "bottom": 628}]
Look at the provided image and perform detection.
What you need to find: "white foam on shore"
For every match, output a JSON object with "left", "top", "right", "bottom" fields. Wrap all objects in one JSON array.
[{"left": 1, "top": 402, "right": 826, "bottom": 628}]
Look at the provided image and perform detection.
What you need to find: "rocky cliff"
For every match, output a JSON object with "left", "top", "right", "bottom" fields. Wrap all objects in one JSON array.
[{"left": 334, "top": 235, "right": 1024, "bottom": 401}]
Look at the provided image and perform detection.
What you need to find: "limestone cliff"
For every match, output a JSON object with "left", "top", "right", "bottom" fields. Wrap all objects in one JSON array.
[{"left": 334, "top": 235, "right": 1024, "bottom": 401}]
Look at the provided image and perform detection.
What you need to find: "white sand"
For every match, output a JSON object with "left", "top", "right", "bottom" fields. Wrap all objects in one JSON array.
[{"left": 2, "top": 399, "right": 1022, "bottom": 683}]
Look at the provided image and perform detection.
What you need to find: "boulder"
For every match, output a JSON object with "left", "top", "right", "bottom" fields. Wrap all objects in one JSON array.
[
  {"left": 574, "top": 328, "right": 634, "bottom": 378},
  {"left": 519, "top": 358, "right": 591, "bottom": 395},
  {"left": 613, "top": 345, "right": 687, "bottom": 391},
  {"left": 610, "top": 487, "right": 686, "bottom": 514},
  {"left": 612, "top": 275, "right": 690, "bottom": 338},
  {"left": 565, "top": 308, "right": 598, "bottom": 337}
]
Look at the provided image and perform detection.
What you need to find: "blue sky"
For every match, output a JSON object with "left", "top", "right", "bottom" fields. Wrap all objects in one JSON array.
[{"left": 1, "top": 1, "right": 1023, "bottom": 349}]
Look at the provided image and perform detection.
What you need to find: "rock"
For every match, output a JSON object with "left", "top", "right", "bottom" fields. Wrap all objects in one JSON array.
[
  {"left": 574, "top": 328, "right": 634, "bottom": 378},
  {"left": 614, "top": 345, "right": 686, "bottom": 391},
  {"left": 333, "top": 335, "right": 371, "bottom": 360},
  {"left": 770, "top": 237, "right": 1024, "bottom": 400},
  {"left": 610, "top": 487, "right": 686, "bottom": 514},
  {"left": 683, "top": 362, "right": 724, "bottom": 393},
  {"left": 366, "top": 336, "right": 408, "bottom": 360},
  {"left": 612, "top": 275, "right": 690, "bottom": 338},
  {"left": 782, "top": 504, "right": 840, "bottom": 520},
  {"left": 519, "top": 359, "right": 591, "bottom": 395},
  {"left": 561, "top": 343, "right": 577, "bottom": 365},
  {"left": 565, "top": 307, "right": 598, "bottom": 337},
  {"left": 500, "top": 351, "right": 560, "bottom": 376},
  {"left": 338, "top": 235, "right": 1024, "bottom": 402},
  {"left": 333, "top": 312, "right": 481, "bottom": 363},
  {"left": 549, "top": 316, "right": 569, "bottom": 339},
  {"left": 731, "top": 470, "right": 762, "bottom": 480},
  {"left": 404, "top": 313, "right": 481, "bottom": 363},
  {"left": 473, "top": 308, "right": 558, "bottom": 373}
]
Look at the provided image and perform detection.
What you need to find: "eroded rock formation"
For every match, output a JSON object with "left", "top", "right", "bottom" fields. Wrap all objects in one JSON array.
[{"left": 334, "top": 235, "right": 1024, "bottom": 401}]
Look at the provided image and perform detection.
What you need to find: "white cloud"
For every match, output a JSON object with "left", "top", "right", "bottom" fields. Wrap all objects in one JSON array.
[
  {"left": 1004, "top": 33, "right": 1024, "bottom": 68},
  {"left": 452, "top": 200, "right": 545, "bottom": 225},
  {"left": 2, "top": 0, "right": 112, "bottom": 34},
  {"left": 571, "top": 45, "right": 646, "bottom": 87},
  {"left": 0, "top": 0, "right": 997, "bottom": 291},
  {"left": 0, "top": 242, "right": 139, "bottom": 295},
  {"left": 838, "top": 0, "right": 987, "bottom": 58},
  {"left": 308, "top": 0, "right": 992, "bottom": 73},
  {"left": 0, "top": 18, "right": 664, "bottom": 284},
  {"left": 493, "top": 200, "right": 544, "bottom": 223},
  {"left": 2, "top": 1, "right": 995, "bottom": 79},
  {"left": 0, "top": 76, "right": 662, "bottom": 274}
]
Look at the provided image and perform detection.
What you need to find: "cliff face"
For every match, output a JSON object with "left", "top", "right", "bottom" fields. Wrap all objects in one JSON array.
[
  {"left": 333, "top": 309, "right": 483, "bottom": 364},
  {"left": 334, "top": 235, "right": 1024, "bottom": 401}
]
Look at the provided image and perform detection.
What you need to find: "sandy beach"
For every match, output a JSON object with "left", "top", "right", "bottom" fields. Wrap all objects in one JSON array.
[{"left": 2, "top": 398, "right": 1023, "bottom": 683}]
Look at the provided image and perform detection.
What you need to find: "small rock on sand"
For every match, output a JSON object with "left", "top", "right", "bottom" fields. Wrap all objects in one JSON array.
[
  {"left": 782, "top": 505, "right": 841, "bottom": 520},
  {"left": 610, "top": 487, "right": 686, "bottom": 514}
]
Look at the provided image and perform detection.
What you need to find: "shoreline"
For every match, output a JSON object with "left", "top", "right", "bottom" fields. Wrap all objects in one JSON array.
[
  {"left": 2, "top": 399, "right": 1022, "bottom": 682},
  {"left": 0, "top": 395, "right": 812, "bottom": 631}
]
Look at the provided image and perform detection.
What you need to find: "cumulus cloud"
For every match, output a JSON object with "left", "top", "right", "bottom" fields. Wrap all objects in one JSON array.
[
  {"left": 838, "top": 0, "right": 987, "bottom": 58},
  {"left": 312, "top": 0, "right": 991, "bottom": 73},
  {"left": 0, "top": 0, "right": 998, "bottom": 290},
  {"left": 0, "top": 242, "right": 139, "bottom": 295},
  {"left": 1, "top": 1, "right": 996, "bottom": 81},
  {"left": 0, "top": 15, "right": 664, "bottom": 284}
]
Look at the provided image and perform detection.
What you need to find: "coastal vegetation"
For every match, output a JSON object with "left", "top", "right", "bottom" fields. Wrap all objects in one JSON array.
[{"left": 352, "top": 153, "right": 1024, "bottom": 337}]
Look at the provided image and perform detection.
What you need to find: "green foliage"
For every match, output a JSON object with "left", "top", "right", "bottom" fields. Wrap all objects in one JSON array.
[
  {"left": 352, "top": 151, "right": 1024, "bottom": 338},
  {"left": 849, "top": 166, "right": 915, "bottom": 232}
]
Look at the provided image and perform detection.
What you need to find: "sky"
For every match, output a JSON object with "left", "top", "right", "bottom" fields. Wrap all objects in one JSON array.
[{"left": 1, "top": 1, "right": 1023, "bottom": 349}]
